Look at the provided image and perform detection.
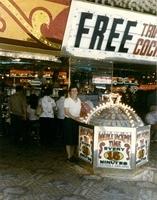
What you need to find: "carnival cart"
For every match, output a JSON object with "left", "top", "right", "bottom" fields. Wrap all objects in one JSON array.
[{"left": 79, "top": 94, "right": 150, "bottom": 169}]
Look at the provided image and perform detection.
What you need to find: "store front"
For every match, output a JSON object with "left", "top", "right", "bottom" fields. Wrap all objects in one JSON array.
[
  {"left": 0, "top": 0, "right": 72, "bottom": 92},
  {"left": 0, "top": 0, "right": 156, "bottom": 106},
  {"left": 0, "top": 0, "right": 72, "bottom": 134}
]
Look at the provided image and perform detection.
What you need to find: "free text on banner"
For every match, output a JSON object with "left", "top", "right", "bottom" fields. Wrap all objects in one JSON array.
[{"left": 62, "top": 0, "right": 157, "bottom": 62}]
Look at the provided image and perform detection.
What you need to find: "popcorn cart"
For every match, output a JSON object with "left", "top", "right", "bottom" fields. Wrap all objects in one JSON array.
[{"left": 79, "top": 94, "right": 150, "bottom": 169}]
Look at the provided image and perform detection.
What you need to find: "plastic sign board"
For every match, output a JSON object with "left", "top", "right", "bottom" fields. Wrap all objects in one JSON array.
[
  {"left": 0, "top": 0, "right": 71, "bottom": 51},
  {"left": 95, "top": 126, "right": 134, "bottom": 169},
  {"left": 79, "top": 125, "right": 94, "bottom": 164},
  {"left": 136, "top": 126, "right": 150, "bottom": 167},
  {"left": 62, "top": 0, "right": 157, "bottom": 62}
]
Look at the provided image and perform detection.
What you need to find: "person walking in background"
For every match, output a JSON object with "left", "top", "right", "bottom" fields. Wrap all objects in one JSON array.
[
  {"left": 56, "top": 90, "right": 65, "bottom": 143},
  {"left": 145, "top": 105, "right": 157, "bottom": 142},
  {"left": 9, "top": 85, "right": 27, "bottom": 144},
  {"left": 27, "top": 89, "right": 39, "bottom": 143},
  {"left": 64, "top": 85, "right": 81, "bottom": 162},
  {"left": 38, "top": 87, "right": 56, "bottom": 146}
]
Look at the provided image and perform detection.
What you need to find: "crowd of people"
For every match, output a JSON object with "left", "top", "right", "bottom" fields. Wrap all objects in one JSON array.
[
  {"left": 7, "top": 84, "right": 82, "bottom": 162},
  {"left": 1, "top": 84, "right": 157, "bottom": 161}
]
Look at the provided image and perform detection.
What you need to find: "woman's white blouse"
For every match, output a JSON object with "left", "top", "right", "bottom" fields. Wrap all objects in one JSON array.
[
  {"left": 64, "top": 97, "right": 81, "bottom": 118},
  {"left": 39, "top": 96, "right": 56, "bottom": 118}
]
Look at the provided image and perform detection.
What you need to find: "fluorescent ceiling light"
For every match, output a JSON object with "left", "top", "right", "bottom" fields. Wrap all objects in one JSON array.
[{"left": 0, "top": 50, "right": 61, "bottom": 63}]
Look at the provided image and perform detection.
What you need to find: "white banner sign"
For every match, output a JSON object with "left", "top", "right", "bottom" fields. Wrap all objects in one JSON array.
[
  {"left": 62, "top": 0, "right": 157, "bottom": 62},
  {"left": 95, "top": 126, "right": 134, "bottom": 169}
]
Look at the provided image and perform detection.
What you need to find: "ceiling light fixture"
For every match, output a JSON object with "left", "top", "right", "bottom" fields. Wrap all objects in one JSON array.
[{"left": 0, "top": 50, "right": 61, "bottom": 63}]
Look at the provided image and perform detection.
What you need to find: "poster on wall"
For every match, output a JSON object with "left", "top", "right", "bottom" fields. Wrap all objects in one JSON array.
[
  {"left": 62, "top": 0, "right": 157, "bottom": 62},
  {"left": 136, "top": 125, "right": 150, "bottom": 166},
  {"left": 0, "top": 0, "right": 71, "bottom": 51},
  {"left": 95, "top": 126, "right": 135, "bottom": 169},
  {"left": 79, "top": 125, "right": 94, "bottom": 164}
]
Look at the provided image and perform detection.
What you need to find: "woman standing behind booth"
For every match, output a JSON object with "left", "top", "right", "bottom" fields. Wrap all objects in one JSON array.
[
  {"left": 27, "top": 89, "right": 39, "bottom": 142},
  {"left": 38, "top": 87, "right": 56, "bottom": 146},
  {"left": 64, "top": 85, "right": 81, "bottom": 162}
]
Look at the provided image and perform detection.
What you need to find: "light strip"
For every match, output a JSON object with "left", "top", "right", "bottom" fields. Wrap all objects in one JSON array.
[{"left": 0, "top": 50, "right": 61, "bottom": 63}]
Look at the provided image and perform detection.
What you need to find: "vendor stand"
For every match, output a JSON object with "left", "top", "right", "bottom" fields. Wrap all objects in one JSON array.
[
  {"left": 61, "top": 0, "right": 155, "bottom": 169},
  {"left": 79, "top": 93, "right": 150, "bottom": 169}
]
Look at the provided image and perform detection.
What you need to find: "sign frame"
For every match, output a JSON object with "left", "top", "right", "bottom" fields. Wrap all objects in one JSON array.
[{"left": 62, "top": 0, "right": 157, "bottom": 63}]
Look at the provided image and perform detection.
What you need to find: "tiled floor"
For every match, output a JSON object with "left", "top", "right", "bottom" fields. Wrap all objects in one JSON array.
[{"left": 0, "top": 135, "right": 157, "bottom": 200}]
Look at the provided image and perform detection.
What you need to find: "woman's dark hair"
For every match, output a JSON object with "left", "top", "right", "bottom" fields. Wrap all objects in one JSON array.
[
  {"left": 68, "top": 84, "right": 79, "bottom": 92},
  {"left": 29, "top": 94, "right": 38, "bottom": 109},
  {"left": 58, "top": 90, "right": 65, "bottom": 97},
  {"left": 16, "top": 85, "right": 23, "bottom": 92},
  {"left": 44, "top": 87, "right": 52, "bottom": 96}
]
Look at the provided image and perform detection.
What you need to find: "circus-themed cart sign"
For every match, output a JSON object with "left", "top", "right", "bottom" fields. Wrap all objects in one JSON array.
[
  {"left": 78, "top": 123, "right": 150, "bottom": 170},
  {"left": 136, "top": 126, "right": 150, "bottom": 167},
  {"left": 79, "top": 125, "right": 94, "bottom": 164},
  {"left": 78, "top": 93, "right": 150, "bottom": 170},
  {"left": 95, "top": 126, "right": 133, "bottom": 169},
  {"left": 0, "top": 0, "right": 71, "bottom": 51},
  {"left": 62, "top": 0, "right": 157, "bottom": 62}
]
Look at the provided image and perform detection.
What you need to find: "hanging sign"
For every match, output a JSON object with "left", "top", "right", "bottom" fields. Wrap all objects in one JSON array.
[
  {"left": 0, "top": 0, "right": 71, "bottom": 51},
  {"left": 62, "top": 0, "right": 157, "bottom": 62}
]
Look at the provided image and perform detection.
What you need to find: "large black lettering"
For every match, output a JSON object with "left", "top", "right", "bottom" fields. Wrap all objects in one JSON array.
[
  {"left": 105, "top": 18, "right": 124, "bottom": 51},
  {"left": 133, "top": 38, "right": 143, "bottom": 54},
  {"left": 89, "top": 15, "right": 109, "bottom": 50},
  {"left": 146, "top": 40, "right": 157, "bottom": 56},
  {"left": 74, "top": 12, "right": 93, "bottom": 48},
  {"left": 140, "top": 39, "right": 150, "bottom": 55},
  {"left": 119, "top": 21, "right": 137, "bottom": 53}
]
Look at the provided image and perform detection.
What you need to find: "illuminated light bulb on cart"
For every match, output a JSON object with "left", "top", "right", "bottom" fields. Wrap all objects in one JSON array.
[{"left": 83, "top": 93, "right": 144, "bottom": 128}]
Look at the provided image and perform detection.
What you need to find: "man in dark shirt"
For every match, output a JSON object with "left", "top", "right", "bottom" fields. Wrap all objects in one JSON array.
[{"left": 9, "top": 85, "right": 27, "bottom": 144}]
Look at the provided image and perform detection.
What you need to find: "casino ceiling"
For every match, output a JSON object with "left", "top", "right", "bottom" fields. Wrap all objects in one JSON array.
[{"left": 85, "top": 0, "right": 157, "bottom": 16}]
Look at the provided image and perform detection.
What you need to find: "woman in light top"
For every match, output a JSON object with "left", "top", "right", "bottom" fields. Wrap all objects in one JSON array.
[
  {"left": 64, "top": 85, "right": 81, "bottom": 162},
  {"left": 38, "top": 87, "right": 56, "bottom": 146}
]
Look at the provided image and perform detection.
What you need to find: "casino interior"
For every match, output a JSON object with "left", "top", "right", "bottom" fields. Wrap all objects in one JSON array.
[{"left": 0, "top": 0, "right": 156, "bottom": 132}]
